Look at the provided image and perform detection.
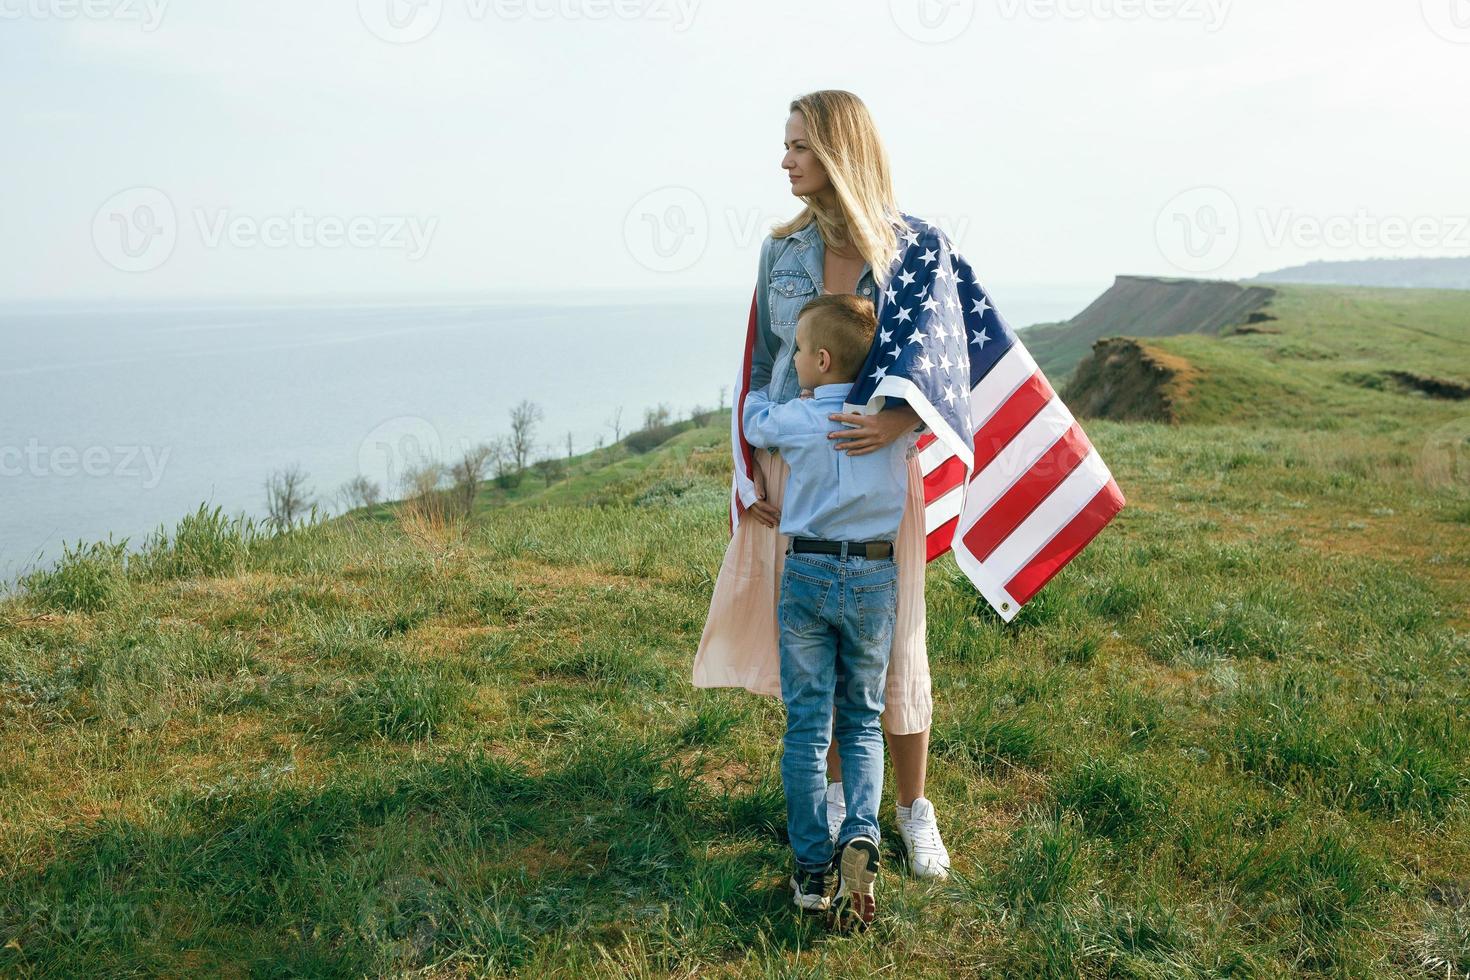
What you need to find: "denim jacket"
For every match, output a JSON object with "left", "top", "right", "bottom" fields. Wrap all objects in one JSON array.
[
  {"left": 750, "top": 218, "right": 926, "bottom": 433},
  {"left": 751, "top": 220, "right": 880, "bottom": 407}
]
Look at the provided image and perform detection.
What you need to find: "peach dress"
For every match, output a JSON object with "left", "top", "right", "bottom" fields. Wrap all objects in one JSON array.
[{"left": 692, "top": 440, "right": 933, "bottom": 736}]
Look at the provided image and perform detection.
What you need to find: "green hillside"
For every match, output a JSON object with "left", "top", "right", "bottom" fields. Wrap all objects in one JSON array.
[
  {"left": 1064, "top": 283, "right": 1470, "bottom": 429},
  {"left": 1023, "top": 275, "right": 1275, "bottom": 388},
  {"left": 2, "top": 287, "right": 1468, "bottom": 976}
]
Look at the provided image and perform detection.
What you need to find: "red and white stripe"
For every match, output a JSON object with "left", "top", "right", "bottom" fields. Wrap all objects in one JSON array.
[{"left": 914, "top": 340, "right": 1125, "bottom": 621}]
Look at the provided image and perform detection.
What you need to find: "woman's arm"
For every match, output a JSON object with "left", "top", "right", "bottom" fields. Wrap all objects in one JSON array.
[
  {"left": 748, "top": 236, "right": 778, "bottom": 392},
  {"left": 825, "top": 400, "right": 922, "bottom": 456},
  {"left": 737, "top": 235, "right": 783, "bottom": 528}
]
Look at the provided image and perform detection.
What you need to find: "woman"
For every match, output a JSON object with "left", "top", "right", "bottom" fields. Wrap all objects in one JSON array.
[{"left": 693, "top": 90, "right": 951, "bottom": 879}]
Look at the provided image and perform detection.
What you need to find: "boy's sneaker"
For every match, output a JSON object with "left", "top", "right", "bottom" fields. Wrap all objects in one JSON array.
[
  {"left": 789, "top": 865, "right": 831, "bottom": 912},
  {"left": 896, "top": 797, "right": 951, "bottom": 880},
  {"left": 825, "top": 781, "right": 846, "bottom": 845},
  {"left": 828, "top": 835, "right": 880, "bottom": 932}
]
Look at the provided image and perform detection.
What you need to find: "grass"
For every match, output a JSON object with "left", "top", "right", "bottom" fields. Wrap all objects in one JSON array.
[{"left": 1, "top": 283, "right": 1468, "bottom": 976}]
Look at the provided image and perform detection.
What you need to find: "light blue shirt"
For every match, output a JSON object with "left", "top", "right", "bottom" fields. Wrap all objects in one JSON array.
[{"left": 742, "top": 381, "right": 915, "bottom": 542}]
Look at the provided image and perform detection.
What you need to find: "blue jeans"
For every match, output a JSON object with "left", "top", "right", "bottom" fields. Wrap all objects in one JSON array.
[{"left": 777, "top": 546, "right": 898, "bottom": 873}]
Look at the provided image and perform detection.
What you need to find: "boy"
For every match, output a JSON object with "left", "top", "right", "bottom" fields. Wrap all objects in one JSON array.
[{"left": 740, "top": 293, "right": 918, "bottom": 932}]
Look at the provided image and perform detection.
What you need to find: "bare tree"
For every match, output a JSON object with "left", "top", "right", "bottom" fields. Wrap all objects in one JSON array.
[
  {"left": 396, "top": 458, "right": 471, "bottom": 541},
  {"left": 718, "top": 384, "right": 728, "bottom": 411},
  {"left": 336, "top": 475, "right": 381, "bottom": 514},
  {"left": 265, "top": 464, "right": 313, "bottom": 531},
  {"left": 401, "top": 459, "right": 445, "bottom": 500},
  {"left": 606, "top": 405, "right": 624, "bottom": 445},
  {"left": 450, "top": 442, "right": 494, "bottom": 516},
  {"left": 643, "top": 403, "right": 672, "bottom": 429},
  {"left": 488, "top": 435, "right": 521, "bottom": 489},
  {"left": 509, "top": 399, "right": 543, "bottom": 474},
  {"left": 398, "top": 458, "right": 450, "bottom": 524},
  {"left": 565, "top": 431, "right": 574, "bottom": 461}
]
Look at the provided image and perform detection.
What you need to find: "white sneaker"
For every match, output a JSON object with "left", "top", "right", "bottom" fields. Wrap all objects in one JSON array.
[
  {"left": 825, "top": 781, "right": 846, "bottom": 846},
  {"left": 896, "top": 797, "right": 951, "bottom": 880}
]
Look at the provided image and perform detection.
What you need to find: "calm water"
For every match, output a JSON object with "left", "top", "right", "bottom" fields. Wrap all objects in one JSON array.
[{"left": 0, "top": 284, "right": 1101, "bottom": 582}]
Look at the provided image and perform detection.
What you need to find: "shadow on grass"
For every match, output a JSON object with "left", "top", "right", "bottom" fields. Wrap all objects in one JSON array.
[{"left": 0, "top": 736, "right": 831, "bottom": 976}]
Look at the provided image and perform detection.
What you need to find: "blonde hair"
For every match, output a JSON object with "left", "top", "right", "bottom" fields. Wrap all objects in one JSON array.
[
  {"left": 797, "top": 294, "right": 878, "bottom": 380},
  {"left": 773, "top": 90, "right": 905, "bottom": 280}
]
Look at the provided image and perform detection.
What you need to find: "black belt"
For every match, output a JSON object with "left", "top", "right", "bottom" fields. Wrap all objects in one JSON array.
[{"left": 788, "top": 536, "right": 894, "bottom": 559}]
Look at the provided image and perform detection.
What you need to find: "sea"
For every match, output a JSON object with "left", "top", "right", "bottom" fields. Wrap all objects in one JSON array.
[{"left": 0, "top": 283, "right": 1103, "bottom": 583}]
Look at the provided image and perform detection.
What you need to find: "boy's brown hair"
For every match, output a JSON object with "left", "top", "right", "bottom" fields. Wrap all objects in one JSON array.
[{"left": 796, "top": 294, "right": 877, "bottom": 381}]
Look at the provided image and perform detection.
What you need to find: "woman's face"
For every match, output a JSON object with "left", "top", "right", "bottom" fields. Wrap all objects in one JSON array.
[{"left": 783, "top": 111, "right": 830, "bottom": 199}]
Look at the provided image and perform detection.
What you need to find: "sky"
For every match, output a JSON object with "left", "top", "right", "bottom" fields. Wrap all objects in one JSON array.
[{"left": 1, "top": 0, "right": 1467, "bottom": 305}]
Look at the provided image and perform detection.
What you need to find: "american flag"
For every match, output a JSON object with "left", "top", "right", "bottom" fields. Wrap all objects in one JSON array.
[{"left": 729, "top": 215, "right": 1126, "bottom": 622}]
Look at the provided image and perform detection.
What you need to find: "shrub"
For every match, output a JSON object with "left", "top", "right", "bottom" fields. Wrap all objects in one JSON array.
[
  {"left": 264, "top": 463, "right": 315, "bottom": 531},
  {"left": 21, "top": 538, "right": 129, "bottom": 613},
  {"left": 335, "top": 475, "right": 382, "bottom": 515},
  {"left": 625, "top": 420, "right": 692, "bottom": 454},
  {"left": 136, "top": 504, "right": 259, "bottom": 580}
]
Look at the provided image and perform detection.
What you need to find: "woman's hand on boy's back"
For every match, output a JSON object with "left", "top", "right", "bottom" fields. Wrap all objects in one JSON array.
[{"left": 826, "top": 402, "right": 921, "bottom": 456}]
